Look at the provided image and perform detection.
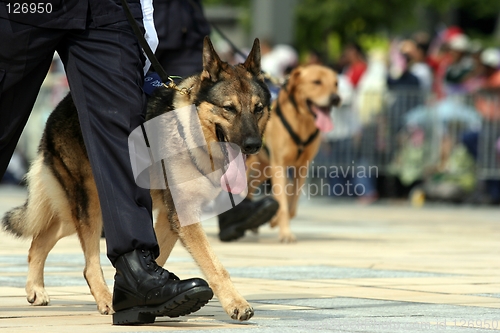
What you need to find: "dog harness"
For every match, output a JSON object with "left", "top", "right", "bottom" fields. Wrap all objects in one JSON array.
[{"left": 274, "top": 101, "right": 320, "bottom": 161}]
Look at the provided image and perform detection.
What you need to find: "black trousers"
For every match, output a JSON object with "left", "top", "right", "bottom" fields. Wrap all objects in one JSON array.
[{"left": 0, "top": 20, "right": 159, "bottom": 264}]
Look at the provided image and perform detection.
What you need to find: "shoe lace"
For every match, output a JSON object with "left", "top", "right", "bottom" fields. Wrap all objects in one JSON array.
[{"left": 140, "top": 249, "right": 180, "bottom": 280}]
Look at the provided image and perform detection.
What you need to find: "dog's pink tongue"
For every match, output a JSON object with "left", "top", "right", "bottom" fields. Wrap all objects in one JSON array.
[
  {"left": 220, "top": 146, "right": 247, "bottom": 194},
  {"left": 313, "top": 106, "right": 334, "bottom": 132}
]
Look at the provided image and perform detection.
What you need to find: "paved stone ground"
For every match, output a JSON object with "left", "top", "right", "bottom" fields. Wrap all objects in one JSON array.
[{"left": 0, "top": 185, "right": 499, "bottom": 332}]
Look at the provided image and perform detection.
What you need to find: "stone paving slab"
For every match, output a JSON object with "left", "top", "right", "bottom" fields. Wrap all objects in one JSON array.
[{"left": 0, "top": 185, "right": 499, "bottom": 332}]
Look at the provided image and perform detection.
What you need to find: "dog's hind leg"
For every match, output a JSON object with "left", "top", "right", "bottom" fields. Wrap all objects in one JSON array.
[
  {"left": 23, "top": 160, "right": 77, "bottom": 307},
  {"left": 179, "top": 222, "right": 254, "bottom": 321},
  {"left": 26, "top": 215, "right": 75, "bottom": 306},
  {"left": 269, "top": 163, "right": 296, "bottom": 242},
  {"left": 74, "top": 189, "right": 113, "bottom": 315}
]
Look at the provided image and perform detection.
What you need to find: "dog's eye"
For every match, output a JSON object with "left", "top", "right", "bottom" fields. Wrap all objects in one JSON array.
[
  {"left": 313, "top": 80, "right": 322, "bottom": 85},
  {"left": 254, "top": 105, "right": 264, "bottom": 114},
  {"left": 223, "top": 105, "right": 237, "bottom": 113}
]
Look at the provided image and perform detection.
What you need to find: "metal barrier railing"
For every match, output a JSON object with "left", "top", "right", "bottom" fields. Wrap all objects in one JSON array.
[{"left": 313, "top": 90, "right": 500, "bottom": 185}]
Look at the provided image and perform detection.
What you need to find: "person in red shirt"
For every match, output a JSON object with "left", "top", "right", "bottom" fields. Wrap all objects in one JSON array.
[
  {"left": 474, "top": 48, "right": 500, "bottom": 120},
  {"left": 426, "top": 26, "right": 465, "bottom": 98},
  {"left": 342, "top": 42, "right": 368, "bottom": 88}
]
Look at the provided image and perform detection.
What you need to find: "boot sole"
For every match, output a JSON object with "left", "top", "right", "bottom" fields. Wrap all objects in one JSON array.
[
  {"left": 113, "top": 286, "right": 213, "bottom": 325},
  {"left": 219, "top": 199, "right": 279, "bottom": 242}
]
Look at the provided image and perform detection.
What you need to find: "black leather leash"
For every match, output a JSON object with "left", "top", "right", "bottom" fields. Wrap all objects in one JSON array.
[{"left": 210, "top": 23, "right": 248, "bottom": 60}]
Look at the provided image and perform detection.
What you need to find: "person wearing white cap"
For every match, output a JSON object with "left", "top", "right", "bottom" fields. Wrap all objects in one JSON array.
[
  {"left": 464, "top": 47, "right": 500, "bottom": 96},
  {"left": 473, "top": 47, "right": 500, "bottom": 120},
  {"left": 444, "top": 33, "right": 474, "bottom": 95},
  {"left": 480, "top": 48, "right": 500, "bottom": 86}
]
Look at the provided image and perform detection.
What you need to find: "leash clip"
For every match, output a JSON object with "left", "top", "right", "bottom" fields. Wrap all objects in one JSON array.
[{"left": 163, "top": 77, "right": 191, "bottom": 96}]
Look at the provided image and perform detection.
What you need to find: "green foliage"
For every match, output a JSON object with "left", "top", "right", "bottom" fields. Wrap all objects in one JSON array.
[
  {"left": 295, "top": 0, "right": 413, "bottom": 61},
  {"left": 294, "top": 0, "right": 500, "bottom": 62},
  {"left": 358, "top": 34, "right": 391, "bottom": 54},
  {"left": 421, "top": 0, "right": 500, "bottom": 17}
]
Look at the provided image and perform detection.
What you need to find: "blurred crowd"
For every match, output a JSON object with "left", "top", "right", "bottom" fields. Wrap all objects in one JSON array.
[{"left": 327, "top": 27, "right": 500, "bottom": 206}]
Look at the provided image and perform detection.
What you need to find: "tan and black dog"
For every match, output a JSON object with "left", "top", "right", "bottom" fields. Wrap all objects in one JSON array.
[
  {"left": 2, "top": 37, "right": 271, "bottom": 321},
  {"left": 247, "top": 65, "right": 340, "bottom": 242}
]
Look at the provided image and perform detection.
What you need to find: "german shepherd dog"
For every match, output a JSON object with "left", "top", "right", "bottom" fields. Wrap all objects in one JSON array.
[
  {"left": 2, "top": 37, "right": 271, "bottom": 321},
  {"left": 247, "top": 65, "right": 340, "bottom": 243}
]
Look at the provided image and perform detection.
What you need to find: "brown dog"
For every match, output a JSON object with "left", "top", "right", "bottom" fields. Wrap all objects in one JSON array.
[
  {"left": 2, "top": 37, "right": 271, "bottom": 321},
  {"left": 247, "top": 65, "right": 340, "bottom": 242}
]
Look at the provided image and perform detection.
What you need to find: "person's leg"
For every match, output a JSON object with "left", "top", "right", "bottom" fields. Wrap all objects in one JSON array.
[
  {"left": 218, "top": 196, "right": 279, "bottom": 242},
  {"left": 58, "top": 22, "right": 158, "bottom": 264},
  {"left": 486, "top": 180, "right": 500, "bottom": 204},
  {"left": 461, "top": 131, "right": 479, "bottom": 160},
  {"left": 0, "top": 21, "right": 60, "bottom": 178},
  {"left": 58, "top": 21, "right": 212, "bottom": 324},
  {"left": 355, "top": 159, "right": 379, "bottom": 204},
  {"left": 327, "top": 139, "right": 348, "bottom": 197}
]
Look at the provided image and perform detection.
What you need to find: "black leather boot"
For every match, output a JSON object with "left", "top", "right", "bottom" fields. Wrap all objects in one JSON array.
[
  {"left": 218, "top": 197, "right": 279, "bottom": 242},
  {"left": 112, "top": 249, "right": 213, "bottom": 325}
]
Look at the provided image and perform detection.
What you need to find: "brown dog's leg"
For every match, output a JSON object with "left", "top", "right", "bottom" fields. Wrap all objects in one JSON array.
[
  {"left": 269, "top": 163, "right": 296, "bottom": 242},
  {"left": 288, "top": 175, "right": 306, "bottom": 220},
  {"left": 154, "top": 205, "right": 179, "bottom": 267},
  {"left": 76, "top": 198, "right": 113, "bottom": 315},
  {"left": 178, "top": 222, "right": 254, "bottom": 321}
]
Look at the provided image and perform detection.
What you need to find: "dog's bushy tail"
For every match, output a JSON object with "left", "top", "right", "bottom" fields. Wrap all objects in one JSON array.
[
  {"left": 2, "top": 156, "right": 55, "bottom": 238},
  {"left": 2, "top": 202, "right": 29, "bottom": 237}
]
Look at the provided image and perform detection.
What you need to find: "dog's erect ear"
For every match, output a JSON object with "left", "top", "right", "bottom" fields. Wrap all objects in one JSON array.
[
  {"left": 286, "top": 66, "right": 302, "bottom": 95},
  {"left": 201, "top": 36, "right": 223, "bottom": 82},
  {"left": 243, "top": 38, "right": 261, "bottom": 77}
]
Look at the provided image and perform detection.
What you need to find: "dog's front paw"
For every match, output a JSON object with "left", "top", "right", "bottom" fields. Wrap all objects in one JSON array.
[
  {"left": 225, "top": 300, "right": 254, "bottom": 321},
  {"left": 26, "top": 285, "right": 50, "bottom": 306},
  {"left": 279, "top": 231, "right": 296, "bottom": 243},
  {"left": 96, "top": 291, "right": 114, "bottom": 315}
]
